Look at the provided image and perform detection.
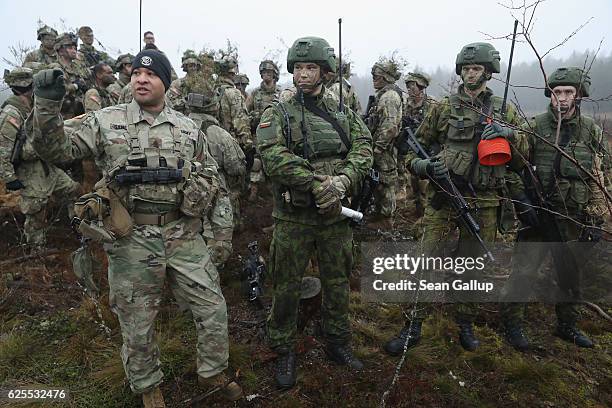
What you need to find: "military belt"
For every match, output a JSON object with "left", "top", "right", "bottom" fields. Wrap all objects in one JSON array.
[{"left": 132, "top": 210, "right": 180, "bottom": 226}]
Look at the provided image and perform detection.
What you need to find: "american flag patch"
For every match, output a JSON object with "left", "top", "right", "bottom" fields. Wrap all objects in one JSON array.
[
  {"left": 7, "top": 116, "right": 20, "bottom": 129},
  {"left": 259, "top": 122, "right": 271, "bottom": 128}
]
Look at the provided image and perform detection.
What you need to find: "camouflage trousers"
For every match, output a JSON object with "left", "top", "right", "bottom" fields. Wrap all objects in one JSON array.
[
  {"left": 407, "top": 197, "right": 498, "bottom": 323},
  {"left": 267, "top": 219, "right": 353, "bottom": 350},
  {"left": 229, "top": 187, "right": 241, "bottom": 229},
  {"left": 107, "top": 216, "right": 228, "bottom": 394},
  {"left": 17, "top": 161, "right": 80, "bottom": 246},
  {"left": 374, "top": 181, "right": 396, "bottom": 218},
  {"left": 500, "top": 216, "right": 596, "bottom": 327}
]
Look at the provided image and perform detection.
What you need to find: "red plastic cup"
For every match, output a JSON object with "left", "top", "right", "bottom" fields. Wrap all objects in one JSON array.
[{"left": 478, "top": 138, "right": 512, "bottom": 166}]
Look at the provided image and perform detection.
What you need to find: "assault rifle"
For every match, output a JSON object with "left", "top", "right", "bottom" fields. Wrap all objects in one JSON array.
[
  {"left": 351, "top": 168, "right": 380, "bottom": 214},
  {"left": 114, "top": 167, "right": 184, "bottom": 185},
  {"left": 405, "top": 130, "right": 495, "bottom": 261},
  {"left": 361, "top": 95, "right": 376, "bottom": 128},
  {"left": 241, "top": 241, "right": 266, "bottom": 309},
  {"left": 10, "top": 125, "right": 26, "bottom": 169}
]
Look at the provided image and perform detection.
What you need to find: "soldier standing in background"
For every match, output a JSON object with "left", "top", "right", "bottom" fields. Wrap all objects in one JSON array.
[
  {"left": 77, "top": 26, "right": 112, "bottom": 67},
  {"left": 23, "top": 25, "right": 58, "bottom": 66},
  {"left": 329, "top": 61, "right": 362, "bottom": 115},
  {"left": 83, "top": 63, "right": 117, "bottom": 112},
  {"left": 107, "top": 53, "right": 133, "bottom": 102},
  {"left": 54, "top": 33, "right": 92, "bottom": 119},
  {"left": 166, "top": 50, "right": 203, "bottom": 115},
  {"left": 0, "top": 67, "right": 79, "bottom": 248},
  {"left": 233, "top": 73, "right": 250, "bottom": 100}
]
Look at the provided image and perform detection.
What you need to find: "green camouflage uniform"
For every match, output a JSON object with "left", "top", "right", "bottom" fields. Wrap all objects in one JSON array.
[
  {"left": 217, "top": 77, "right": 252, "bottom": 150},
  {"left": 78, "top": 43, "right": 113, "bottom": 67},
  {"left": 246, "top": 82, "right": 281, "bottom": 132},
  {"left": 108, "top": 74, "right": 130, "bottom": 102},
  {"left": 118, "top": 83, "right": 133, "bottom": 104},
  {"left": 366, "top": 83, "right": 403, "bottom": 218},
  {"left": 31, "top": 95, "right": 231, "bottom": 394},
  {"left": 329, "top": 78, "right": 362, "bottom": 115},
  {"left": 83, "top": 85, "right": 117, "bottom": 112},
  {"left": 0, "top": 71, "right": 79, "bottom": 246},
  {"left": 56, "top": 41, "right": 93, "bottom": 119},
  {"left": 501, "top": 105, "right": 610, "bottom": 326},
  {"left": 407, "top": 84, "right": 526, "bottom": 321},
  {"left": 23, "top": 26, "right": 59, "bottom": 66},
  {"left": 256, "top": 88, "right": 373, "bottom": 350}
]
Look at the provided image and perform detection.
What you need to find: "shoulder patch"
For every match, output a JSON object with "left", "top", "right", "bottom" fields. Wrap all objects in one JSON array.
[
  {"left": 89, "top": 94, "right": 101, "bottom": 103},
  {"left": 7, "top": 116, "right": 21, "bottom": 129},
  {"left": 259, "top": 122, "right": 271, "bottom": 129},
  {"left": 110, "top": 123, "right": 127, "bottom": 130}
]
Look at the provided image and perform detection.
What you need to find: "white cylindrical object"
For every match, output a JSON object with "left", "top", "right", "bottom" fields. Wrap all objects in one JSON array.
[{"left": 341, "top": 206, "right": 363, "bottom": 222}]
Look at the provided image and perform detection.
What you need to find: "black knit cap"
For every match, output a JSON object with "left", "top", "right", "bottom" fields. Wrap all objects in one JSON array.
[{"left": 131, "top": 49, "right": 172, "bottom": 91}]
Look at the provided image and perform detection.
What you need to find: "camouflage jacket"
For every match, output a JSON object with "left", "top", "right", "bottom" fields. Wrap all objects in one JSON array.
[
  {"left": 412, "top": 85, "right": 527, "bottom": 206},
  {"left": 329, "top": 78, "right": 362, "bottom": 115},
  {"left": 23, "top": 47, "right": 58, "bottom": 66},
  {"left": 402, "top": 95, "right": 436, "bottom": 128},
  {"left": 30, "top": 98, "right": 230, "bottom": 235},
  {"left": 217, "top": 77, "right": 252, "bottom": 149},
  {"left": 58, "top": 58, "right": 93, "bottom": 118},
  {"left": 246, "top": 82, "right": 280, "bottom": 131},
  {"left": 513, "top": 106, "right": 610, "bottom": 218},
  {"left": 84, "top": 85, "right": 118, "bottom": 112},
  {"left": 256, "top": 88, "right": 373, "bottom": 225},
  {"left": 107, "top": 73, "right": 130, "bottom": 102},
  {"left": 78, "top": 44, "right": 113, "bottom": 67},
  {"left": 118, "top": 83, "right": 133, "bottom": 104},
  {"left": 0, "top": 96, "right": 33, "bottom": 183},
  {"left": 166, "top": 76, "right": 190, "bottom": 114}
]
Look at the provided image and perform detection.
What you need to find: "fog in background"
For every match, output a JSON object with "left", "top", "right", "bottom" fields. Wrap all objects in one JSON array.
[{"left": 1, "top": 0, "right": 611, "bottom": 115}]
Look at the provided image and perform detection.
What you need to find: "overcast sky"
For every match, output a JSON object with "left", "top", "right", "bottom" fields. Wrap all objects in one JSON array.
[{"left": 1, "top": 0, "right": 610, "bottom": 89}]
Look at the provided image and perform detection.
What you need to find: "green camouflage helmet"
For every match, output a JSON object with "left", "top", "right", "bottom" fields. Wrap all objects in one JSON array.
[
  {"left": 54, "top": 33, "right": 78, "bottom": 51},
  {"left": 233, "top": 73, "right": 250, "bottom": 86},
  {"left": 405, "top": 72, "right": 431, "bottom": 88},
  {"left": 455, "top": 42, "right": 501, "bottom": 75},
  {"left": 115, "top": 53, "right": 134, "bottom": 71},
  {"left": 545, "top": 67, "right": 591, "bottom": 97},
  {"left": 371, "top": 59, "right": 401, "bottom": 83},
  {"left": 181, "top": 49, "right": 202, "bottom": 67},
  {"left": 259, "top": 60, "right": 279, "bottom": 79},
  {"left": 77, "top": 26, "right": 93, "bottom": 36},
  {"left": 3, "top": 67, "right": 33, "bottom": 88},
  {"left": 37, "top": 25, "right": 58, "bottom": 41},
  {"left": 286, "top": 36, "right": 336, "bottom": 73},
  {"left": 216, "top": 55, "right": 238, "bottom": 74}
]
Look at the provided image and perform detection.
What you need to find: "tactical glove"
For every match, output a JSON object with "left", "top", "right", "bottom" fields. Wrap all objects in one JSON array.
[
  {"left": 312, "top": 174, "right": 348, "bottom": 215},
  {"left": 412, "top": 158, "right": 448, "bottom": 180},
  {"left": 33, "top": 68, "right": 66, "bottom": 101},
  {"left": 5, "top": 179, "right": 25, "bottom": 191},
  {"left": 482, "top": 122, "right": 515, "bottom": 141},
  {"left": 73, "top": 78, "right": 89, "bottom": 93},
  {"left": 512, "top": 193, "right": 539, "bottom": 228}
]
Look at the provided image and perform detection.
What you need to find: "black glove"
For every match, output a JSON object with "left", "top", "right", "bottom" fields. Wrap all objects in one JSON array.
[
  {"left": 33, "top": 68, "right": 66, "bottom": 101},
  {"left": 513, "top": 193, "right": 539, "bottom": 227},
  {"left": 73, "top": 78, "right": 89, "bottom": 93},
  {"left": 5, "top": 180, "right": 25, "bottom": 191}
]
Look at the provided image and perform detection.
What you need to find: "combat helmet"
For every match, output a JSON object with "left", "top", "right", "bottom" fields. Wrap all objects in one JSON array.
[
  {"left": 545, "top": 67, "right": 591, "bottom": 97},
  {"left": 3, "top": 67, "right": 33, "bottom": 88},
  {"left": 233, "top": 73, "right": 250, "bottom": 87},
  {"left": 37, "top": 25, "right": 58, "bottom": 41},
  {"left": 114, "top": 53, "right": 134, "bottom": 72},
  {"left": 259, "top": 60, "right": 279, "bottom": 80},
  {"left": 287, "top": 37, "right": 336, "bottom": 73},
  {"left": 216, "top": 55, "right": 238, "bottom": 74},
  {"left": 405, "top": 72, "right": 431, "bottom": 88},
  {"left": 54, "top": 33, "right": 78, "bottom": 51},
  {"left": 455, "top": 42, "right": 501, "bottom": 74},
  {"left": 181, "top": 49, "right": 202, "bottom": 68},
  {"left": 371, "top": 59, "right": 401, "bottom": 83}
]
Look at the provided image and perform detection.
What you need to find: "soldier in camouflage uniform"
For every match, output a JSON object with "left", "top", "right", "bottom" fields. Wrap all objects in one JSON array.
[
  {"left": 54, "top": 33, "right": 93, "bottom": 119},
  {"left": 77, "top": 26, "right": 113, "bottom": 67},
  {"left": 0, "top": 67, "right": 79, "bottom": 247},
  {"left": 83, "top": 63, "right": 117, "bottom": 112},
  {"left": 233, "top": 73, "right": 249, "bottom": 100},
  {"left": 30, "top": 49, "right": 242, "bottom": 406},
  {"left": 23, "top": 25, "right": 58, "bottom": 66},
  {"left": 384, "top": 43, "right": 527, "bottom": 355},
  {"left": 328, "top": 61, "right": 362, "bottom": 115},
  {"left": 245, "top": 60, "right": 282, "bottom": 200},
  {"left": 107, "top": 53, "right": 133, "bottom": 102},
  {"left": 166, "top": 50, "right": 202, "bottom": 115},
  {"left": 257, "top": 36, "right": 373, "bottom": 389},
  {"left": 398, "top": 72, "right": 436, "bottom": 216},
  {"left": 363, "top": 59, "right": 403, "bottom": 227},
  {"left": 500, "top": 67, "right": 610, "bottom": 351}
]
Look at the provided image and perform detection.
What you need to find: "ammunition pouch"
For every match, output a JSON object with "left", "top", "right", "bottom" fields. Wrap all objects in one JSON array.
[
  {"left": 180, "top": 170, "right": 220, "bottom": 217},
  {"left": 187, "top": 92, "right": 206, "bottom": 108}
]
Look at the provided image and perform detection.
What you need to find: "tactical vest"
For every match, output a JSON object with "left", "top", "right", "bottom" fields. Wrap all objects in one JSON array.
[
  {"left": 532, "top": 112, "right": 598, "bottom": 212},
  {"left": 442, "top": 93, "right": 506, "bottom": 191},
  {"left": 120, "top": 109, "right": 195, "bottom": 212},
  {"left": 253, "top": 86, "right": 278, "bottom": 114}
]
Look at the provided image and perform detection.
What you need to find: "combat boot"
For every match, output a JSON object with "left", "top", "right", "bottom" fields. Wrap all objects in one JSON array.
[
  {"left": 142, "top": 386, "right": 165, "bottom": 408},
  {"left": 383, "top": 320, "right": 422, "bottom": 356},
  {"left": 555, "top": 324, "right": 594, "bottom": 348},
  {"left": 324, "top": 344, "right": 364, "bottom": 370},
  {"left": 273, "top": 348, "right": 297, "bottom": 389},
  {"left": 458, "top": 322, "right": 480, "bottom": 351},
  {"left": 198, "top": 371, "right": 243, "bottom": 401},
  {"left": 504, "top": 324, "right": 529, "bottom": 352}
]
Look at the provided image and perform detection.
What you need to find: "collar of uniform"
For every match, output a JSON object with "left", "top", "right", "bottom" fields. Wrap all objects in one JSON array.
[
  {"left": 260, "top": 81, "right": 278, "bottom": 93},
  {"left": 219, "top": 77, "right": 235, "bottom": 87},
  {"left": 457, "top": 85, "right": 493, "bottom": 105},
  {"left": 377, "top": 82, "right": 397, "bottom": 97},
  {"left": 40, "top": 46, "right": 56, "bottom": 57},
  {"left": 79, "top": 44, "right": 95, "bottom": 52},
  {"left": 126, "top": 99, "right": 178, "bottom": 127}
]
